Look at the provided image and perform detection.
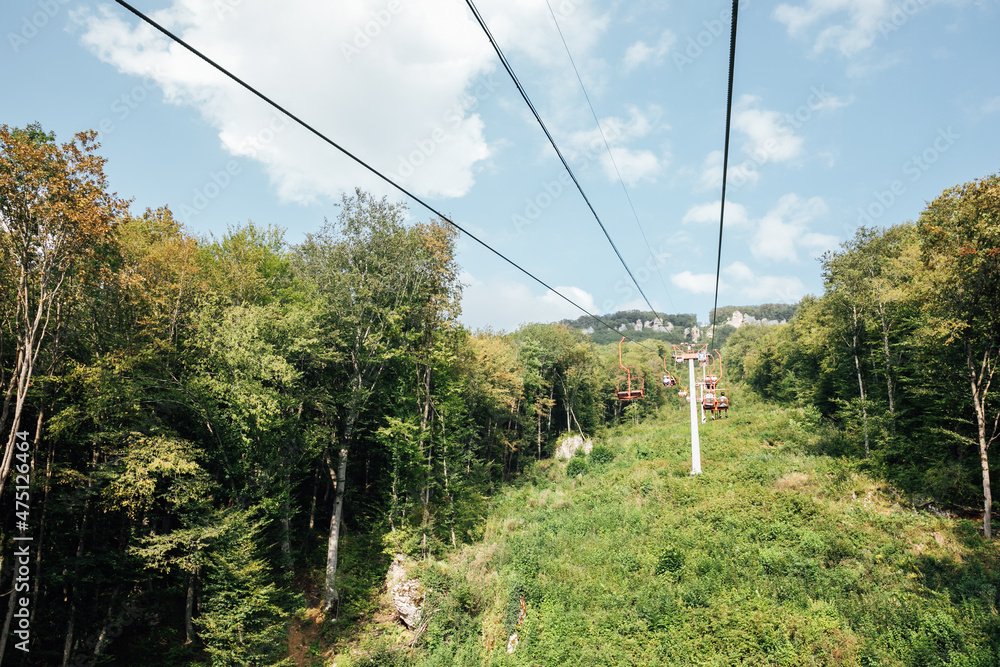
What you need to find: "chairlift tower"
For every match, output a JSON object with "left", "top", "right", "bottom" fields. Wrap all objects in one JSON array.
[{"left": 672, "top": 343, "right": 708, "bottom": 475}]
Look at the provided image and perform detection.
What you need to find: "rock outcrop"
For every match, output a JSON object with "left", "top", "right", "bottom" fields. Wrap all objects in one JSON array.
[
  {"left": 555, "top": 435, "right": 592, "bottom": 460},
  {"left": 725, "top": 310, "right": 785, "bottom": 328},
  {"left": 386, "top": 555, "right": 424, "bottom": 629}
]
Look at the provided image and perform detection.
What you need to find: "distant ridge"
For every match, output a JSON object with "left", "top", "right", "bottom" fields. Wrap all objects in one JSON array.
[{"left": 557, "top": 303, "right": 797, "bottom": 347}]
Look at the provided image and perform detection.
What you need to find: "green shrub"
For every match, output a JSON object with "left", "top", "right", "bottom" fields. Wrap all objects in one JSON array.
[
  {"left": 656, "top": 546, "right": 685, "bottom": 575},
  {"left": 566, "top": 458, "right": 588, "bottom": 477},
  {"left": 589, "top": 445, "right": 614, "bottom": 465}
]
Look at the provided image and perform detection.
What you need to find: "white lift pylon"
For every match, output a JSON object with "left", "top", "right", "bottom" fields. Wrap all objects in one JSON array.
[{"left": 673, "top": 344, "right": 708, "bottom": 475}]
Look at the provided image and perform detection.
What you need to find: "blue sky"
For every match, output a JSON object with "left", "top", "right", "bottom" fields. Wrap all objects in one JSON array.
[{"left": 3, "top": 0, "right": 999, "bottom": 332}]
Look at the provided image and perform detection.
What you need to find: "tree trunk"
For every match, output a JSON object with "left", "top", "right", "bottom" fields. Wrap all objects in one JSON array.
[
  {"left": 879, "top": 310, "right": 896, "bottom": 418},
  {"left": 61, "top": 600, "right": 76, "bottom": 667},
  {"left": 570, "top": 405, "right": 585, "bottom": 439},
  {"left": 323, "top": 445, "right": 349, "bottom": 613},
  {"left": 30, "top": 417, "right": 52, "bottom": 631},
  {"left": 280, "top": 474, "right": 293, "bottom": 575},
  {"left": 184, "top": 570, "right": 197, "bottom": 644},
  {"left": 418, "top": 364, "right": 432, "bottom": 541},
  {"left": 62, "top": 451, "right": 94, "bottom": 666},
  {"left": 850, "top": 307, "right": 870, "bottom": 457},
  {"left": 0, "top": 271, "right": 65, "bottom": 500},
  {"left": 854, "top": 351, "right": 870, "bottom": 457},
  {"left": 308, "top": 468, "right": 319, "bottom": 531},
  {"left": 546, "top": 384, "right": 553, "bottom": 438},
  {"left": 969, "top": 344, "right": 996, "bottom": 539},
  {"left": 440, "top": 413, "right": 456, "bottom": 549},
  {"left": 537, "top": 403, "right": 542, "bottom": 460},
  {"left": 91, "top": 584, "right": 123, "bottom": 657},
  {"left": 0, "top": 578, "right": 17, "bottom": 666}
]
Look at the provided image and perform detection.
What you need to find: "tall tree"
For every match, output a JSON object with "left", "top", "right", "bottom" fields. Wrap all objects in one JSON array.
[
  {"left": 293, "top": 190, "right": 431, "bottom": 613},
  {"left": 0, "top": 123, "right": 125, "bottom": 499},
  {"left": 822, "top": 235, "right": 876, "bottom": 456},
  {"left": 917, "top": 174, "right": 1000, "bottom": 538}
]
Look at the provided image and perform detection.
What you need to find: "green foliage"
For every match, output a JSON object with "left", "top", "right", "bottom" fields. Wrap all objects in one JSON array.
[
  {"left": 655, "top": 545, "right": 685, "bottom": 575},
  {"left": 379, "top": 398, "right": 1000, "bottom": 666},
  {"left": 710, "top": 303, "right": 798, "bottom": 325},
  {"left": 565, "top": 458, "right": 587, "bottom": 477},
  {"left": 559, "top": 310, "right": 696, "bottom": 346},
  {"left": 194, "top": 510, "right": 294, "bottom": 667},
  {"left": 588, "top": 445, "right": 614, "bottom": 465},
  {"left": 14, "top": 134, "right": 1000, "bottom": 666},
  {"left": 720, "top": 176, "right": 1000, "bottom": 538}
]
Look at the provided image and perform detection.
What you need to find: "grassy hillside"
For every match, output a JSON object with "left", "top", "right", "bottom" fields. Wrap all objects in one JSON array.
[{"left": 314, "top": 390, "right": 1000, "bottom": 666}]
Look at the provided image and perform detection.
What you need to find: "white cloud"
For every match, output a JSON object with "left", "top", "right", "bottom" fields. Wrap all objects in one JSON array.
[
  {"left": 682, "top": 201, "right": 749, "bottom": 227},
  {"left": 696, "top": 94, "right": 827, "bottom": 191},
  {"left": 671, "top": 271, "right": 719, "bottom": 295},
  {"left": 568, "top": 106, "right": 669, "bottom": 185},
  {"left": 722, "top": 262, "right": 806, "bottom": 303},
  {"left": 602, "top": 147, "right": 662, "bottom": 185},
  {"left": 696, "top": 150, "right": 725, "bottom": 191},
  {"left": 482, "top": 0, "right": 610, "bottom": 67},
  {"left": 773, "top": 0, "right": 939, "bottom": 59},
  {"left": 74, "top": 0, "right": 505, "bottom": 203},
  {"left": 459, "top": 271, "right": 597, "bottom": 331},
  {"left": 982, "top": 96, "right": 1000, "bottom": 115},
  {"left": 733, "top": 94, "right": 804, "bottom": 164},
  {"left": 696, "top": 149, "right": 759, "bottom": 191},
  {"left": 750, "top": 194, "right": 833, "bottom": 263},
  {"left": 623, "top": 30, "right": 677, "bottom": 71}
]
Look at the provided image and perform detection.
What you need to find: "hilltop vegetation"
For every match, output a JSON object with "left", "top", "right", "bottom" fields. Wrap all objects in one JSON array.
[
  {"left": 558, "top": 303, "right": 797, "bottom": 347},
  {"left": 709, "top": 303, "right": 799, "bottom": 326},
  {"left": 558, "top": 310, "right": 696, "bottom": 346}
]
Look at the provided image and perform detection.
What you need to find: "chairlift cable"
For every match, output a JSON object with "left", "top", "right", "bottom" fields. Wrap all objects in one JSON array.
[
  {"left": 112, "top": 0, "right": 663, "bottom": 354},
  {"left": 709, "top": 0, "right": 740, "bottom": 343},
  {"left": 543, "top": 0, "right": 678, "bottom": 315},
  {"left": 464, "top": 0, "right": 668, "bottom": 326}
]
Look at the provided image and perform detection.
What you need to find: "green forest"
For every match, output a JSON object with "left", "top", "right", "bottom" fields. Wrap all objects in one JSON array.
[{"left": 1, "top": 124, "right": 998, "bottom": 666}]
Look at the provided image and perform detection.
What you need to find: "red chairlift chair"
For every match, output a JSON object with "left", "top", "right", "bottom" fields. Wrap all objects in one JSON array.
[
  {"left": 615, "top": 337, "right": 645, "bottom": 402},
  {"left": 662, "top": 356, "right": 677, "bottom": 387}
]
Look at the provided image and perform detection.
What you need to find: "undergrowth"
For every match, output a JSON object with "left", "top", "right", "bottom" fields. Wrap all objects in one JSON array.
[{"left": 329, "top": 389, "right": 1000, "bottom": 666}]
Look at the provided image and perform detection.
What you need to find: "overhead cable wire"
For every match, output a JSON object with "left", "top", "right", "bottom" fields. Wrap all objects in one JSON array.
[
  {"left": 113, "top": 0, "right": 663, "bottom": 353},
  {"left": 709, "top": 0, "right": 740, "bottom": 343},
  {"left": 543, "top": 0, "right": 677, "bottom": 316},
  {"left": 463, "top": 0, "right": 668, "bottom": 328}
]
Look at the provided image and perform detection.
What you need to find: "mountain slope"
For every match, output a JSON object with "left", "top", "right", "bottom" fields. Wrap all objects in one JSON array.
[{"left": 325, "top": 390, "right": 1000, "bottom": 666}]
